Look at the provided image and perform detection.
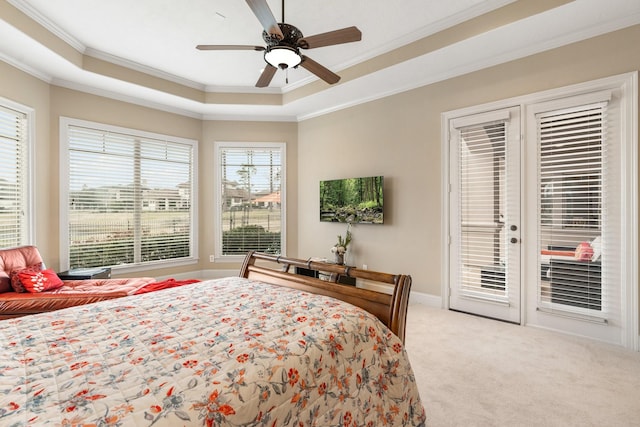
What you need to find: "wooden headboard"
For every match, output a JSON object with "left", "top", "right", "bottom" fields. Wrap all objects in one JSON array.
[{"left": 239, "top": 251, "right": 412, "bottom": 343}]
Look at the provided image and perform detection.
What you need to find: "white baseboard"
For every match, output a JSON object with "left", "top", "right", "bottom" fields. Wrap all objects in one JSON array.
[
  {"left": 409, "top": 291, "right": 443, "bottom": 307},
  {"left": 154, "top": 269, "right": 239, "bottom": 281},
  {"left": 200, "top": 269, "right": 241, "bottom": 279}
]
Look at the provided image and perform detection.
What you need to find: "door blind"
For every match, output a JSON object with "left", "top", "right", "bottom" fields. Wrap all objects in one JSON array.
[
  {"left": 0, "top": 105, "right": 28, "bottom": 248},
  {"left": 537, "top": 103, "right": 605, "bottom": 313},
  {"left": 67, "top": 125, "right": 194, "bottom": 268},
  {"left": 458, "top": 120, "right": 508, "bottom": 300}
]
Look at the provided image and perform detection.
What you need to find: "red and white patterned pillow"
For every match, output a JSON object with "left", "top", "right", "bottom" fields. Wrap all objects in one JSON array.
[
  {"left": 9, "top": 263, "right": 63, "bottom": 293},
  {"left": 19, "top": 268, "right": 64, "bottom": 293},
  {"left": 10, "top": 263, "right": 43, "bottom": 293}
]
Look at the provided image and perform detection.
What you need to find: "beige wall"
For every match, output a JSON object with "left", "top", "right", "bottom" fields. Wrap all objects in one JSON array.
[
  {"left": 0, "top": 24, "right": 638, "bottom": 302},
  {"left": 297, "top": 24, "right": 640, "bottom": 296},
  {"left": 297, "top": 96, "right": 442, "bottom": 289},
  {"left": 0, "top": 77, "right": 298, "bottom": 278}
]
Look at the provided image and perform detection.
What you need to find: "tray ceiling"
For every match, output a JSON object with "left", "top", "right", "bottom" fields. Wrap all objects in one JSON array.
[{"left": 1, "top": 0, "right": 639, "bottom": 121}]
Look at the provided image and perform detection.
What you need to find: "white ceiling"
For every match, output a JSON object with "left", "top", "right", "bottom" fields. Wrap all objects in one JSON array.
[{"left": 1, "top": 0, "right": 640, "bottom": 121}]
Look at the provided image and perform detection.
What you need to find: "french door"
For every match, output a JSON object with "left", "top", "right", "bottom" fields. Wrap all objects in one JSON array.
[
  {"left": 523, "top": 91, "right": 625, "bottom": 345},
  {"left": 448, "top": 107, "right": 521, "bottom": 323},
  {"left": 446, "top": 75, "right": 635, "bottom": 347}
]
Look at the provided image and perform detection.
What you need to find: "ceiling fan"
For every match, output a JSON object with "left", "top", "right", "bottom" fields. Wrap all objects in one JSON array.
[{"left": 196, "top": 0, "right": 362, "bottom": 88}]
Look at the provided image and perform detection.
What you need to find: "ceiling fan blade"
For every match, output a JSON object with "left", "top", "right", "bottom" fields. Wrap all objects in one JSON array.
[
  {"left": 196, "top": 45, "right": 265, "bottom": 51},
  {"left": 245, "top": 0, "right": 284, "bottom": 40},
  {"left": 298, "top": 26, "right": 362, "bottom": 49},
  {"left": 256, "top": 64, "right": 278, "bottom": 87},
  {"left": 300, "top": 55, "right": 340, "bottom": 85}
]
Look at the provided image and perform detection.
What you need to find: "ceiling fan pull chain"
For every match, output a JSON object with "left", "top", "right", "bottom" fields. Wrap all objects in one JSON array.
[{"left": 286, "top": 68, "right": 289, "bottom": 84}]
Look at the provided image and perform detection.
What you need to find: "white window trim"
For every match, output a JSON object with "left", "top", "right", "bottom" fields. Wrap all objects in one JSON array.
[
  {"left": 213, "top": 141, "right": 286, "bottom": 263},
  {"left": 441, "top": 72, "right": 638, "bottom": 350},
  {"left": 0, "top": 96, "right": 35, "bottom": 247},
  {"left": 59, "top": 117, "right": 199, "bottom": 273}
]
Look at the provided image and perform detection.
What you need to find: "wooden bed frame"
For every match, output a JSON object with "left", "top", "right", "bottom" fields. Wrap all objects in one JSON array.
[{"left": 239, "top": 251, "right": 412, "bottom": 343}]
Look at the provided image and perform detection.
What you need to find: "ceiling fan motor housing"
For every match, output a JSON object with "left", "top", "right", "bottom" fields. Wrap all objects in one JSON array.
[
  {"left": 263, "top": 23, "right": 303, "bottom": 47},
  {"left": 263, "top": 23, "right": 304, "bottom": 69}
]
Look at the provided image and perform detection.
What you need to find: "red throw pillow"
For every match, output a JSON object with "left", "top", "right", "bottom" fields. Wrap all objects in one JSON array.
[
  {"left": 12, "top": 266, "right": 64, "bottom": 293},
  {"left": 10, "top": 263, "right": 43, "bottom": 293}
]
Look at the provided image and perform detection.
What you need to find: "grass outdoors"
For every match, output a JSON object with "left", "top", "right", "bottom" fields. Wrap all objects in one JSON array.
[
  {"left": 67, "top": 207, "right": 281, "bottom": 242},
  {"left": 69, "top": 211, "right": 190, "bottom": 242},
  {"left": 1, "top": 208, "right": 282, "bottom": 262},
  {"left": 221, "top": 207, "right": 281, "bottom": 232}
]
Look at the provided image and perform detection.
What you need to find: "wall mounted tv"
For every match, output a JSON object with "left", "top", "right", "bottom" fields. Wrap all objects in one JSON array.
[{"left": 320, "top": 175, "right": 384, "bottom": 224}]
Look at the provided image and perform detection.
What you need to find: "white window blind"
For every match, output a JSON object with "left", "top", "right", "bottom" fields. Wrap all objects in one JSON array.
[
  {"left": 215, "top": 143, "right": 284, "bottom": 258},
  {"left": 458, "top": 120, "right": 508, "bottom": 299},
  {"left": 65, "top": 124, "right": 195, "bottom": 269},
  {"left": 537, "top": 103, "right": 606, "bottom": 314},
  {"left": 0, "top": 104, "right": 28, "bottom": 248}
]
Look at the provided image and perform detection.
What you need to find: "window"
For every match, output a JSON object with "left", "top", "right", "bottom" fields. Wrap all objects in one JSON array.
[
  {"left": 458, "top": 120, "right": 508, "bottom": 295},
  {"left": 539, "top": 105, "right": 603, "bottom": 230},
  {"left": 537, "top": 101, "right": 607, "bottom": 314},
  {"left": 0, "top": 100, "right": 32, "bottom": 248},
  {"left": 60, "top": 118, "right": 197, "bottom": 271},
  {"left": 214, "top": 142, "right": 285, "bottom": 261},
  {"left": 525, "top": 78, "right": 634, "bottom": 346}
]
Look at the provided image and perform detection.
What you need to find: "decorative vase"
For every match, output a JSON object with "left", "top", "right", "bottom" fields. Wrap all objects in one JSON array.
[{"left": 335, "top": 252, "right": 345, "bottom": 265}]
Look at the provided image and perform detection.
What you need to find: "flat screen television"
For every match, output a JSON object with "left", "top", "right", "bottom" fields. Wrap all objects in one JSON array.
[{"left": 320, "top": 175, "right": 384, "bottom": 224}]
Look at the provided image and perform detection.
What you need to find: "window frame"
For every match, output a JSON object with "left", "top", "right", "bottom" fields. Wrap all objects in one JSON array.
[
  {"left": 213, "top": 141, "right": 286, "bottom": 263},
  {"left": 59, "top": 117, "right": 198, "bottom": 273},
  {"left": 0, "top": 97, "right": 35, "bottom": 248}
]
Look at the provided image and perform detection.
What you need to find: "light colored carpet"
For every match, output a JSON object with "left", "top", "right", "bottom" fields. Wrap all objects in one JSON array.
[{"left": 404, "top": 304, "right": 640, "bottom": 427}]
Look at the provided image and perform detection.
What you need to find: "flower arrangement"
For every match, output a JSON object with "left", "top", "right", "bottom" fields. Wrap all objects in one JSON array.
[{"left": 331, "top": 225, "right": 352, "bottom": 257}]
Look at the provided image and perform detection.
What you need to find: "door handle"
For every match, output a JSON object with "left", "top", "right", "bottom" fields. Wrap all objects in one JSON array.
[
  {"left": 510, "top": 237, "right": 518, "bottom": 244},
  {"left": 510, "top": 225, "right": 517, "bottom": 231}
]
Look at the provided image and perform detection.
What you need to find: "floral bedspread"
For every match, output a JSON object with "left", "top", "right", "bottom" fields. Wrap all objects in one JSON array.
[{"left": 0, "top": 277, "right": 426, "bottom": 426}]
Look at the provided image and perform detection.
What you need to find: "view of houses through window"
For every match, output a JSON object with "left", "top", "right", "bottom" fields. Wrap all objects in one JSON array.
[
  {"left": 61, "top": 119, "right": 196, "bottom": 269},
  {"left": 0, "top": 102, "right": 30, "bottom": 248},
  {"left": 215, "top": 142, "right": 284, "bottom": 257}
]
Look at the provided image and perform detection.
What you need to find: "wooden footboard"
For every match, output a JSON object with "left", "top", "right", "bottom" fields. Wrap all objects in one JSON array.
[{"left": 239, "top": 251, "right": 412, "bottom": 343}]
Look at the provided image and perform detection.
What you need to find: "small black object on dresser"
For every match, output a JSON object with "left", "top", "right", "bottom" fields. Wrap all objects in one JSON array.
[
  {"left": 295, "top": 266, "right": 356, "bottom": 286},
  {"left": 57, "top": 267, "right": 112, "bottom": 280}
]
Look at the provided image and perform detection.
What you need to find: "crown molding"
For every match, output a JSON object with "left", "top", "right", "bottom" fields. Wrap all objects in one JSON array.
[
  {"left": 52, "top": 77, "right": 205, "bottom": 120},
  {"left": 5, "top": 0, "right": 517, "bottom": 97},
  {"left": 3, "top": 0, "right": 639, "bottom": 123},
  {"left": 84, "top": 48, "right": 207, "bottom": 92},
  {"left": 7, "top": 0, "right": 85, "bottom": 52},
  {"left": 0, "top": 50, "right": 52, "bottom": 83}
]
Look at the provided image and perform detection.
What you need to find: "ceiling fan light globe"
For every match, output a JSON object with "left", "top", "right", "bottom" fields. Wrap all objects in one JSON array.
[{"left": 264, "top": 46, "right": 301, "bottom": 69}]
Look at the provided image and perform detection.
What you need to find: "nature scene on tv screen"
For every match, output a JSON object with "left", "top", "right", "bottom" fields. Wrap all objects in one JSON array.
[{"left": 320, "top": 176, "right": 383, "bottom": 224}]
